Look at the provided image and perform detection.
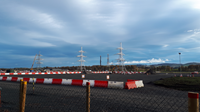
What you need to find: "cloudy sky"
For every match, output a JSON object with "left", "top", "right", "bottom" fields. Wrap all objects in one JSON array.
[{"left": 0, "top": 0, "right": 200, "bottom": 68}]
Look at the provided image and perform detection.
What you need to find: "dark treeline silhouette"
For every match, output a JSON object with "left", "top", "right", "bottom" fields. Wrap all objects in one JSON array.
[{"left": 1, "top": 65, "right": 200, "bottom": 72}]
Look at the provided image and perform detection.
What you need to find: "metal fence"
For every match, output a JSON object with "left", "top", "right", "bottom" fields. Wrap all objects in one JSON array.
[{"left": 0, "top": 81, "right": 199, "bottom": 112}]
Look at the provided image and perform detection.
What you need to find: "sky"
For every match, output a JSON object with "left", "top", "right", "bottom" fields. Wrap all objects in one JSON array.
[{"left": 0, "top": 0, "right": 200, "bottom": 68}]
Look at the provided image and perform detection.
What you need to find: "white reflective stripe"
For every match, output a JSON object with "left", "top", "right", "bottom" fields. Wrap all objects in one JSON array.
[
  {"left": 21, "top": 73, "right": 25, "bottom": 75},
  {"left": 14, "top": 73, "right": 18, "bottom": 75},
  {"left": 108, "top": 81, "right": 124, "bottom": 89},
  {"left": 82, "top": 80, "right": 94, "bottom": 87},
  {"left": 17, "top": 77, "right": 23, "bottom": 82},
  {"left": 44, "top": 78, "right": 53, "bottom": 84},
  {"left": 35, "top": 73, "right": 39, "bottom": 74},
  {"left": 61, "top": 79, "right": 72, "bottom": 85},
  {"left": 47, "top": 72, "right": 50, "bottom": 74},
  {"left": 7, "top": 77, "right": 12, "bottom": 81},
  {"left": 53, "top": 72, "right": 56, "bottom": 74},
  {"left": 5, "top": 73, "right": 10, "bottom": 75},
  {"left": 41, "top": 73, "right": 45, "bottom": 74},
  {"left": 28, "top": 73, "right": 32, "bottom": 75},
  {"left": 0, "top": 77, "right": 2, "bottom": 80}
]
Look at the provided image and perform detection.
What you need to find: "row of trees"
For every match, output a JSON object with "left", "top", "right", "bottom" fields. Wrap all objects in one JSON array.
[
  {"left": 1, "top": 65, "right": 200, "bottom": 72},
  {"left": 46, "top": 65, "right": 200, "bottom": 72}
]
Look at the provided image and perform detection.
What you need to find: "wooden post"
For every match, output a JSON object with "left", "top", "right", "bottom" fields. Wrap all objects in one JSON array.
[
  {"left": 0, "top": 87, "right": 2, "bottom": 108},
  {"left": 19, "top": 79, "right": 23, "bottom": 108},
  {"left": 20, "top": 81, "right": 27, "bottom": 112},
  {"left": 188, "top": 92, "right": 199, "bottom": 112},
  {"left": 86, "top": 82, "right": 90, "bottom": 112},
  {"left": 33, "top": 77, "right": 34, "bottom": 94}
]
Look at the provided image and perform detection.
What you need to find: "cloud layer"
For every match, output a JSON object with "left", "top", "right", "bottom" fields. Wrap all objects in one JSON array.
[{"left": 0, "top": 0, "right": 200, "bottom": 68}]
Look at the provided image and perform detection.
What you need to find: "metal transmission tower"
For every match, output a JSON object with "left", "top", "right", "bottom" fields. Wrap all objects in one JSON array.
[
  {"left": 36, "top": 51, "right": 44, "bottom": 70},
  {"left": 77, "top": 47, "right": 86, "bottom": 71},
  {"left": 116, "top": 42, "right": 126, "bottom": 73}
]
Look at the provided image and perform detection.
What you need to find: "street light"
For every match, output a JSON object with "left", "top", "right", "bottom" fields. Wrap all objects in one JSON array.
[{"left": 179, "top": 53, "right": 181, "bottom": 74}]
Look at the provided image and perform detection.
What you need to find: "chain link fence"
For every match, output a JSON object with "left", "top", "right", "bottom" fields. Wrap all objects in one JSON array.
[{"left": 0, "top": 81, "right": 199, "bottom": 112}]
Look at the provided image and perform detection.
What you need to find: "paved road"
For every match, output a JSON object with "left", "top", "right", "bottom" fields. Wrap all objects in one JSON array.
[
  {"left": 0, "top": 73, "right": 199, "bottom": 112},
  {"left": 4, "top": 73, "right": 199, "bottom": 84}
]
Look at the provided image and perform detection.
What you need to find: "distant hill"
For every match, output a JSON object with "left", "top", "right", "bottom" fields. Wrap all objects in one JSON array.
[{"left": 151, "top": 62, "right": 200, "bottom": 67}]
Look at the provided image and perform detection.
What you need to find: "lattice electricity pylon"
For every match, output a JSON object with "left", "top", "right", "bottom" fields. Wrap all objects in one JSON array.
[
  {"left": 36, "top": 51, "right": 44, "bottom": 70},
  {"left": 116, "top": 42, "right": 127, "bottom": 73},
  {"left": 77, "top": 47, "right": 86, "bottom": 71}
]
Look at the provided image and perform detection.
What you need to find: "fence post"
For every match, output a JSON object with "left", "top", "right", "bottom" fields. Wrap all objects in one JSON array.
[
  {"left": 86, "top": 82, "right": 90, "bottom": 112},
  {"left": 20, "top": 81, "right": 27, "bottom": 112},
  {"left": 0, "top": 87, "right": 2, "bottom": 108},
  {"left": 33, "top": 77, "right": 34, "bottom": 94},
  {"left": 19, "top": 79, "right": 23, "bottom": 109},
  {"left": 188, "top": 92, "right": 199, "bottom": 112}
]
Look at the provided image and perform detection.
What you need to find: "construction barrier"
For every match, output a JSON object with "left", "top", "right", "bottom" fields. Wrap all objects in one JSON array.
[
  {"left": 83, "top": 80, "right": 95, "bottom": 87},
  {"left": 94, "top": 80, "right": 108, "bottom": 88},
  {"left": 0, "top": 76, "right": 144, "bottom": 89},
  {"left": 0, "top": 71, "right": 82, "bottom": 75},
  {"left": 108, "top": 81, "right": 124, "bottom": 89},
  {"left": 61, "top": 79, "right": 72, "bottom": 85},
  {"left": 125, "top": 81, "right": 137, "bottom": 89},
  {"left": 72, "top": 79, "right": 83, "bottom": 86}
]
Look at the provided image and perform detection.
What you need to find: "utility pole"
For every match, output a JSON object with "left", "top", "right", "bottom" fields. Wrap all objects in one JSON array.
[
  {"left": 100, "top": 55, "right": 101, "bottom": 71},
  {"left": 107, "top": 54, "right": 110, "bottom": 70},
  {"left": 179, "top": 53, "right": 181, "bottom": 74}
]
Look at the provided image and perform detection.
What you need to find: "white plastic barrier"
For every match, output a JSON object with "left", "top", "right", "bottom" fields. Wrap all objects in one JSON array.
[
  {"left": 0, "top": 77, "right": 3, "bottom": 80},
  {"left": 17, "top": 77, "right": 23, "bottom": 81},
  {"left": 108, "top": 81, "right": 124, "bottom": 89},
  {"left": 82, "top": 80, "right": 95, "bottom": 87},
  {"left": 61, "top": 79, "right": 72, "bottom": 85},
  {"left": 135, "top": 80, "right": 144, "bottom": 88},
  {"left": 44, "top": 78, "right": 53, "bottom": 84},
  {"left": 29, "top": 78, "right": 37, "bottom": 83},
  {"left": 6, "top": 77, "right": 12, "bottom": 81}
]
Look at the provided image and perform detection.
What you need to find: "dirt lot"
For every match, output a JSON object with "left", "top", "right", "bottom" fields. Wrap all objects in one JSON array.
[{"left": 0, "top": 73, "right": 199, "bottom": 112}]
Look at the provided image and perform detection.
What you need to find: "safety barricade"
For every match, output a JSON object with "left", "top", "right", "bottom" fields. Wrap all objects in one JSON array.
[
  {"left": 94, "top": 80, "right": 108, "bottom": 88},
  {"left": 71, "top": 79, "right": 83, "bottom": 86},
  {"left": 43, "top": 78, "right": 53, "bottom": 84},
  {"left": 52, "top": 79, "right": 62, "bottom": 85},
  {"left": 61, "top": 79, "right": 72, "bottom": 85},
  {"left": 83, "top": 80, "right": 95, "bottom": 87},
  {"left": 125, "top": 81, "right": 137, "bottom": 89},
  {"left": 108, "top": 81, "right": 124, "bottom": 89}
]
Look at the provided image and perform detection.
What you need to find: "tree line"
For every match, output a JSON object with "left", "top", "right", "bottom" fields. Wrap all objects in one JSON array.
[{"left": 1, "top": 65, "right": 200, "bottom": 72}]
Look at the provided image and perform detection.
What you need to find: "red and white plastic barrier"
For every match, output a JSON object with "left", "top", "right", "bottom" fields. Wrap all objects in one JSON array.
[
  {"left": 112, "top": 71, "right": 144, "bottom": 74},
  {"left": 92, "top": 71, "right": 110, "bottom": 73},
  {"left": 0, "top": 76, "right": 144, "bottom": 89},
  {"left": 125, "top": 79, "right": 144, "bottom": 89},
  {"left": 0, "top": 71, "right": 82, "bottom": 75}
]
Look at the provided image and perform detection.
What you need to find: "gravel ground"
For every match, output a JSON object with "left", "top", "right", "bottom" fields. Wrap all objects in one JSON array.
[{"left": 0, "top": 73, "right": 199, "bottom": 112}]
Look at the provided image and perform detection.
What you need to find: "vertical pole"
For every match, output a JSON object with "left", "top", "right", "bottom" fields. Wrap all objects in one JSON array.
[
  {"left": 188, "top": 92, "right": 199, "bottom": 112},
  {"left": 86, "top": 82, "right": 90, "bottom": 112},
  {"left": 20, "top": 81, "right": 27, "bottom": 112},
  {"left": 100, "top": 55, "right": 101, "bottom": 71},
  {"left": 19, "top": 79, "right": 23, "bottom": 108},
  {"left": 33, "top": 77, "right": 34, "bottom": 94},
  {"left": 0, "top": 87, "right": 2, "bottom": 108},
  {"left": 179, "top": 53, "right": 181, "bottom": 74}
]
